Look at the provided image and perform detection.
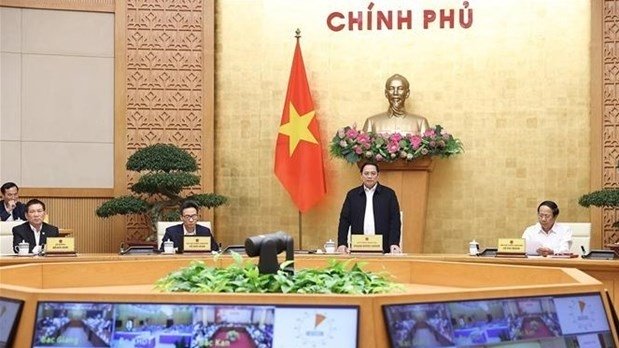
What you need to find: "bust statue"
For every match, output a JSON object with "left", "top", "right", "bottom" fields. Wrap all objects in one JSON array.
[{"left": 362, "top": 74, "right": 429, "bottom": 135}]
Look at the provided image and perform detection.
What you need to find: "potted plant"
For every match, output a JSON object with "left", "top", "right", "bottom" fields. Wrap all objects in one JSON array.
[
  {"left": 155, "top": 254, "right": 401, "bottom": 294},
  {"left": 579, "top": 188, "right": 619, "bottom": 249},
  {"left": 96, "top": 143, "right": 227, "bottom": 241}
]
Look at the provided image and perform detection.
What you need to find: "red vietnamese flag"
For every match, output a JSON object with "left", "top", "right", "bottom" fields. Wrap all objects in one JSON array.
[{"left": 274, "top": 39, "right": 326, "bottom": 212}]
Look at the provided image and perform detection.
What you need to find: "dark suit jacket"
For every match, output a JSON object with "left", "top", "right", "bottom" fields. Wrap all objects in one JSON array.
[
  {"left": 12, "top": 221, "right": 59, "bottom": 253},
  {"left": 159, "top": 223, "right": 219, "bottom": 252},
  {"left": 0, "top": 201, "right": 26, "bottom": 221},
  {"left": 337, "top": 183, "right": 401, "bottom": 253}
]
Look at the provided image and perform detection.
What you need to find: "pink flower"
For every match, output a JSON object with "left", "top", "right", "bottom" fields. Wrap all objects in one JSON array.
[
  {"left": 442, "top": 133, "right": 451, "bottom": 140},
  {"left": 354, "top": 146, "right": 363, "bottom": 155},
  {"left": 423, "top": 129, "right": 436, "bottom": 137},
  {"left": 357, "top": 133, "right": 371, "bottom": 146},
  {"left": 429, "top": 141, "right": 436, "bottom": 148},
  {"left": 411, "top": 136, "right": 422, "bottom": 150},
  {"left": 375, "top": 154, "right": 384, "bottom": 161},
  {"left": 389, "top": 133, "right": 403, "bottom": 143},
  {"left": 387, "top": 142, "right": 399, "bottom": 153},
  {"left": 345, "top": 128, "right": 359, "bottom": 139}
]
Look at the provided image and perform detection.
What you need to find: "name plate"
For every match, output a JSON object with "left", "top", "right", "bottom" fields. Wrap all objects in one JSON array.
[
  {"left": 350, "top": 234, "right": 383, "bottom": 253},
  {"left": 183, "top": 236, "right": 211, "bottom": 252},
  {"left": 496, "top": 238, "right": 526, "bottom": 258},
  {"left": 45, "top": 237, "right": 76, "bottom": 255}
]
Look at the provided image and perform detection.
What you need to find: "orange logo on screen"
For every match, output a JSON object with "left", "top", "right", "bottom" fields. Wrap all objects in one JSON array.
[
  {"left": 315, "top": 313, "right": 326, "bottom": 328},
  {"left": 579, "top": 300, "right": 586, "bottom": 313}
]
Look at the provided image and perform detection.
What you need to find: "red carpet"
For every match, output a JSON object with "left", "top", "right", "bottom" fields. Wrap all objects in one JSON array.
[
  {"left": 210, "top": 327, "right": 257, "bottom": 348},
  {"left": 520, "top": 317, "right": 554, "bottom": 339}
]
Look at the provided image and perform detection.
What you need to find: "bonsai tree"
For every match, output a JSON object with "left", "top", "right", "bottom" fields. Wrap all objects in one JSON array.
[
  {"left": 579, "top": 189, "right": 619, "bottom": 228},
  {"left": 96, "top": 143, "right": 227, "bottom": 241}
]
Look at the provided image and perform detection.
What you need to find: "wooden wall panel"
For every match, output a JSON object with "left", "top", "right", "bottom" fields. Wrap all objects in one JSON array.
[
  {"left": 601, "top": 0, "right": 619, "bottom": 246},
  {"left": 116, "top": 0, "right": 215, "bottom": 242},
  {"left": 20, "top": 196, "right": 115, "bottom": 253}
]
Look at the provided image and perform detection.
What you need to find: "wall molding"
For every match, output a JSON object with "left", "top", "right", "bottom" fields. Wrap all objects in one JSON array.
[
  {"left": 20, "top": 188, "right": 113, "bottom": 198},
  {"left": 0, "top": 0, "right": 113, "bottom": 12}
]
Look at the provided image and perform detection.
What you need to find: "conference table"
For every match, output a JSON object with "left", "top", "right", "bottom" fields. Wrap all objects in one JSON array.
[
  {"left": 1, "top": 252, "right": 619, "bottom": 310},
  {"left": 1, "top": 252, "right": 618, "bottom": 347}
]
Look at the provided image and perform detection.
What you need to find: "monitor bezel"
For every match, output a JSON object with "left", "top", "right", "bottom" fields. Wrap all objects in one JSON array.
[
  {"left": 382, "top": 291, "right": 615, "bottom": 348},
  {"left": 31, "top": 300, "right": 360, "bottom": 348},
  {"left": 0, "top": 296, "right": 24, "bottom": 348}
]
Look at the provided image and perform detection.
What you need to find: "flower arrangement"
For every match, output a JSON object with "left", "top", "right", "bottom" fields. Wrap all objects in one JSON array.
[{"left": 330, "top": 125, "right": 463, "bottom": 164}]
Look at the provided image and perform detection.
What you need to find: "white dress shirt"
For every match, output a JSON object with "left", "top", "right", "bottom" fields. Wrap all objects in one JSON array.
[
  {"left": 521, "top": 222, "right": 572, "bottom": 254},
  {"left": 363, "top": 185, "right": 376, "bottom": 235},
  {"left": 30, "top": 224, "right": 42, "bottom": 254},
  {"left": 183, "top": 226, "right": 196, "bottom": 236}
]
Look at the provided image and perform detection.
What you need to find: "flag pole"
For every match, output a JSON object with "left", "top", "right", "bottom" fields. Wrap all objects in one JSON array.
[
  {"left": 298, "top": 210, "right": 303, "bottom": 250},
  {"left": 295, "top": 28, "right": 303, "bottom": 250}
]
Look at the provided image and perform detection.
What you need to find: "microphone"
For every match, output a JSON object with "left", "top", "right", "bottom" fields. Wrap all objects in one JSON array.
[{"left": 580, "top": 245, "right": 587, "bottom": 258}]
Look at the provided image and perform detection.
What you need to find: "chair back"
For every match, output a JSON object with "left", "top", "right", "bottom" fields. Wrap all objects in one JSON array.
[
  {"left": 564, "top": 222, "right": 591, "bottom": 254},
  {"left": 0, "top": 221, "right": 23, "bottom": 254}
]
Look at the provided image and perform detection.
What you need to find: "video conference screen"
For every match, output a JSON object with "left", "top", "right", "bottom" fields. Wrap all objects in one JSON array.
[
  {"left": 31, "top": 301, "right": 359, "bottom": 348},
  {"left": 0, "top": 297, "right": 24, "bottom": 348},
  {"left": 383, "top": 293, "right": 616, "bottom": 348}
]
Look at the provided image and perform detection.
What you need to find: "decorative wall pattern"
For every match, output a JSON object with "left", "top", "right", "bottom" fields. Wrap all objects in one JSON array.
[
  {"left": 124, "top": 0, "right": 206, "bottom": 241},
  {"left": 603, "top": 0, "right": 619, "bottom": 245}
]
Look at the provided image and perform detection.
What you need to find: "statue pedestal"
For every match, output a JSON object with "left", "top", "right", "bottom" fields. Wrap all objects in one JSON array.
[{"left": 359, "top": 158, "right": 434, "bottom": 253}]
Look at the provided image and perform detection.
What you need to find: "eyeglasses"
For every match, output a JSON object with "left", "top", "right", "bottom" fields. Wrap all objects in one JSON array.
[
  {"left": 362, "top": 171, "right": 378, "bottom": 177},
  {"left": 182, "top": 214, "right": 198, "bottom": 221}
]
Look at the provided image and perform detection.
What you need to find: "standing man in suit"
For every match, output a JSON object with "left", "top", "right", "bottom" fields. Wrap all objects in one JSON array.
[
  {"left": 12, "top": 199, "right": 59, "bottom": 254},
  {"left": 159, "top": 200, "right": 219, "bottom": 252},
  {"left": 0, "top": 182, "right": 26, "bottom": 221},
  {"left": 337, "top": 163, "right": 402, "bottom": 254}
]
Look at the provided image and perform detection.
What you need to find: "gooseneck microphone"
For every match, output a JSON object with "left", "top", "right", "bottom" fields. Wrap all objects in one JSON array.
[{"left": 580, "top": 245, "right": 587, "bottom": 258}]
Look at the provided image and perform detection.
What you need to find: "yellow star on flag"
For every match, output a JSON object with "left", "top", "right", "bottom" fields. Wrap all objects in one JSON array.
[{"left": 278, "top": 102, "right": 318, "bottom": 155}]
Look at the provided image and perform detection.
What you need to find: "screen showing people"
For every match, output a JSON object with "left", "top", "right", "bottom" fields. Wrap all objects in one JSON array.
[
  {"left": 32, "top": 302, "right": 359, "bottom": 348},
  {"left": 383, "top": 293, "right": 615, "bottom": 348},
  {"left": 0, "top": 297, "right": 23, "bottom": 348}
]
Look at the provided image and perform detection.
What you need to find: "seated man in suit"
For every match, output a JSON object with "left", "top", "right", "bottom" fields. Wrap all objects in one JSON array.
[
  {"left": 12, "top": 198, "right": 59, "bottom": 254},
  {"left": 1, "top": 182, "right": 26, "bottom": 221},
  {"left": 159, "top": 200, "right": 219, "bottom": 252},
  {"left": 337, "top": 162, "right": 402, "bottom": 254}
]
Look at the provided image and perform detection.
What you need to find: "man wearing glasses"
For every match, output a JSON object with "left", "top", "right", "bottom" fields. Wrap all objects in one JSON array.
[
  {"left": 336, "top": 162, "right": 402, "bottom": 254},
  {"left": 159, "top": 200, "right": 219, "bottom": 252},
  {"left": 522, "top": 200, "right": 572, "bottom": 256}
]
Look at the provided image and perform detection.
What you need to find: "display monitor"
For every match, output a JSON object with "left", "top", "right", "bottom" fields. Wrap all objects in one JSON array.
[
  {"left": 383, "top": 293, "right": 616, "bottom": 348},
  {"left": 32, "top": 301, "right": 359, "bottom": 348},
  {"left": 0, "top": 296, "right": 24, "bottom": 348}
]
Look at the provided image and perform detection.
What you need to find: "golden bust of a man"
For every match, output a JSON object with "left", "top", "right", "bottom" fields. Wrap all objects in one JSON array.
[{"left": 362, "top": 74, "right": 429, "bottom": 135}]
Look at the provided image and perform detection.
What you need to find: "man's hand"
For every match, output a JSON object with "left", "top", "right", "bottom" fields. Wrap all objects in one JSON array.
[
  {"left": 336, "top": 245, "right": 349, "bottom": 254},
  {"left": 536, "top": 247, "right": 554, "bottom": 257},
  {"left": 7, "top": 199, "right": 16, "bottom": 211},
  {"left": 390, "top": 245, "right": 402, "bottom": 254}
]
